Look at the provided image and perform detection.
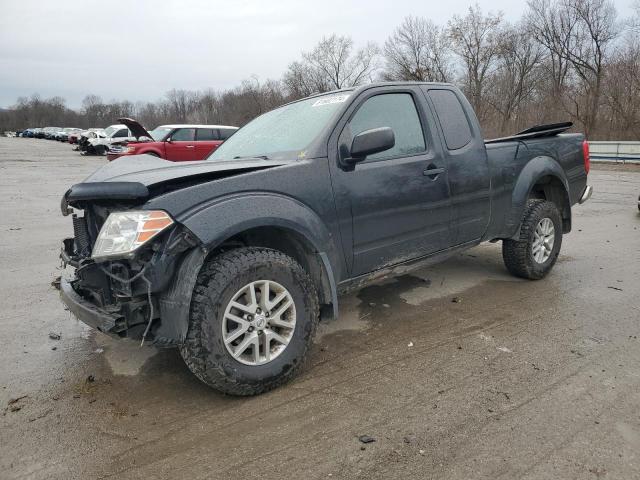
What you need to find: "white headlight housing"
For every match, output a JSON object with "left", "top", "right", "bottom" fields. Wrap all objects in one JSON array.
[{"left": 92, "top": 210, "right": 174, "bottom": 261}]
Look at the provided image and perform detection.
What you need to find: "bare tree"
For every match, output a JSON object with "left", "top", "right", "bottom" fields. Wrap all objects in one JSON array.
[
  {"left": 447, "top": 4, "right": 505, "bottom": 121},
  {"left": 193, "top": 88, "right": 219, "bottom": 124},
  {"left": 215, "top": 77, "right": 288, "bottom": 126},
  {"left": 165, "top": 89, "right": 198, "bottom": 123},
  {"left": 602, "top": 38, "right": 640, "bottom": 138},
  {"left": 526, "top": 0, "right": 618, "bottom": 136},
  {"left": 526, "top": 0, "right": 572, "bottom": 98},
  {"left": 135, "top": 101, "right": 164, "bottom": 128},
  {"left": 283, "top": 60, "right": 328, "bottom": 99},
  {"left": 283, "top": 35, "right": 379, "bottom": 96},
  {"left": 486, "top": 25, "right": 545, "bottom": 133},
  {"left": 81, "top": 94, "right": 107, "bottom": 126},
  {"left": 630, "top": 0, "right": 640, "bottom": 33},
  {"left": 383, "top": 16, "right": 452, "bottom": 82}
]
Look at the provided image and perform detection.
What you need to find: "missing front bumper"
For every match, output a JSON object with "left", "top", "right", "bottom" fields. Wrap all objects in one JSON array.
[{"left": 59, "top": 277, "right": 123, "bottom": 337}]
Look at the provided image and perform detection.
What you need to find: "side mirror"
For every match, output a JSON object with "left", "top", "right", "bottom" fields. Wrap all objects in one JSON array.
[
  {"left": 165, "top": 137, "right": 172, "bottom": 143},
  {"left": 341, "top": 127, "right": 395, "bottom": 170}
]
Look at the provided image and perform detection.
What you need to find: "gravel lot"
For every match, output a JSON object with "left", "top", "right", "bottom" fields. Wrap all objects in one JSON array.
[{"left": 1, "top": 137, "right": 640, "bottom": 480}]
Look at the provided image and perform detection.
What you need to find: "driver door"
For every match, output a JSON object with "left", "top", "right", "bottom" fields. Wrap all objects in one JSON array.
[{"left": 330, "top": 88, "right": 452, "bottom": 276}]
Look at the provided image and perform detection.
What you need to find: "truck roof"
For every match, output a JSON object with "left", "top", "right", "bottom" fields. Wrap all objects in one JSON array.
[{"left": 281, "top": 81, "right": 457, "bottom": 108}]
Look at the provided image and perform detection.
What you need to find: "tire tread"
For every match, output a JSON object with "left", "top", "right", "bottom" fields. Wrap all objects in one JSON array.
[
  {"left": 179, "top": 247, "right": 319, "bottom": 396},
  {"left": 502, "top": 199, "right": 562, "bottom": 280}
]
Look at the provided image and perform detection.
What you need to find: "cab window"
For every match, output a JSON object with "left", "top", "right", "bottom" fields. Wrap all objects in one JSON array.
[
  {"left": 348, "top": 93, "right": 426, "bottom": 161},
  {"left": 428, "top": 89, "right": 472, "bottom": 150}
]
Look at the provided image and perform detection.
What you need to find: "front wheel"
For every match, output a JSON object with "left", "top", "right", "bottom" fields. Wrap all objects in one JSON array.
[
  {"left": 179, "top": 247, "right": 319, "bottom": 396},
  {"left": 502, "top": 199, "right": 563, "bottom": 280}
]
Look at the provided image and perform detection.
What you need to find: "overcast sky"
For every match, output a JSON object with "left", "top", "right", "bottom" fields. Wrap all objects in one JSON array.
[{"left": 0, "top": 0, "right": 635, "bottom": 108}]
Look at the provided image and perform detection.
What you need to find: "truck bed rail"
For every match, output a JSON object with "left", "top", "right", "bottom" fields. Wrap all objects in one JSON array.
[{"left": 485, "top": 122, "right": 573, "bottom": 144}]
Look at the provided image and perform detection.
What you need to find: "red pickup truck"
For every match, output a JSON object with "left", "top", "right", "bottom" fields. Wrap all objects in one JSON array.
[{"left": 107, "top": 118, "right": 238, "bottom": 162}]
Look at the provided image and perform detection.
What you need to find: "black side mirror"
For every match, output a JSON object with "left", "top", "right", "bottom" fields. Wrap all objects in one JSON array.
[{"left": 341, "top": 127, "right": 395, "bottom": 170}]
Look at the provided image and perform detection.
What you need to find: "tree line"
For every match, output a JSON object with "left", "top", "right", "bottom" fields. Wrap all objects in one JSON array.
[{"left": 2, "top": 0, "right": 639, "bottom": 140}]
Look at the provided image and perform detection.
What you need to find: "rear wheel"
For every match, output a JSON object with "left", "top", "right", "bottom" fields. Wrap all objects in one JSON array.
[
  {"left": 179, "top": 247, "right": 319, "bottom": 396},
  {"left": 502, "top": 199, "right": 563, "bottom": 280}
]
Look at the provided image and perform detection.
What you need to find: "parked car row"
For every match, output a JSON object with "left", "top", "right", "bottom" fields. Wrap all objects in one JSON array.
[
  {"left": 18, "top": 119, "right": 238, "bottom": 161},
  {"left": 23, "top": 124, "right": 138, "bottom": 154},
  {"left": 21, "top": 126, "right": 81, "bottom": 140}
]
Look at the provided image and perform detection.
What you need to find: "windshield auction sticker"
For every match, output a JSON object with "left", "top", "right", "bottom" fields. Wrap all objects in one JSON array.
[{"left": 312, "top": 94, "right": 350, "bottom": 107}]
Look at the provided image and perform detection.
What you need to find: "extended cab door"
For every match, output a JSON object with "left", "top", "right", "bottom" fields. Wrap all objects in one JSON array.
[
  {"left": 165, "top": 128, "right": 197, "bottom": 161},
  {"left": 422, "top": 87, "right": 491, "bottom": 245},
  {"left": 194, "top": 128, "right": 222, "bottom": 160},
  {"left": 330, "top": 86, "right": 452, "bottom": 277}
]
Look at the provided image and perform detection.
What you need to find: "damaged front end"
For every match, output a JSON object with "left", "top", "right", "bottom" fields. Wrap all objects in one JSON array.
[{"left": 59, "top": 182, "right": 202, "bottom": 346}]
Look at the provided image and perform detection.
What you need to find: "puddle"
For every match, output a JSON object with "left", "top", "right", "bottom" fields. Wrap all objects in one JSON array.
[
  {"left": 94, "top": 335, "right": 158, "bottom": 376},
  {"left": 316, "top": 246, "right": 517, "bottom": 340},
  {"left": 398, "top": 250, "right": 516, "bottom": 306},
  {"left": 316, "top": 294, "right": 371, "bottom": 340}
]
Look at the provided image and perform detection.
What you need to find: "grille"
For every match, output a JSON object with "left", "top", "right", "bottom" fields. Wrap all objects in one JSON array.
[{"left": 72, "top": 214, "right": 91, "bottom": 256}]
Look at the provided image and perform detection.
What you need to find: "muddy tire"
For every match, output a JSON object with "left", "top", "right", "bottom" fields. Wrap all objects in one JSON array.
[
  {"left": 179, "top": 247, "right": 319, "bottom": 396},
  {"left": 502, "top": 199, "right": 563, "bottom": 280}
]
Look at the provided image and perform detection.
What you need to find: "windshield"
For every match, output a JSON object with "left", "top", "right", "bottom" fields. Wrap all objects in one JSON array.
[
  {"left": 148, "top": 127, "right": 172, "bottom": 141},
  {"left": 208, "top": 92, "right": 351, "bottom": 160},
  {"left": 104, "top": 126, "right": 117, "bottom": 136}
]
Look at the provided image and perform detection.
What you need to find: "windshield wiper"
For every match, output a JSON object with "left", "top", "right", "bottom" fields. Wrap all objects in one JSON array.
[{"left": 233, "top": 155, "right": 270, "bottom": 160}]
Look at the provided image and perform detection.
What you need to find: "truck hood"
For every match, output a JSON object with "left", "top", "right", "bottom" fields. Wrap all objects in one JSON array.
[
  {"left": 117, "top": 117, "right": 153, "bottom": 140},
  {"left": 63, "top": 154, "right": 291, "bottom": 212},
  {"left": 83, "top": 154, "right": 289, "bottom": 186},
  {"left": 61, "top": 155, "right": 293, "bottom": 215}
]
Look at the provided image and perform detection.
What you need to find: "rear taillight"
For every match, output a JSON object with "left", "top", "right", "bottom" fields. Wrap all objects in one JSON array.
[{"left": 582, "top": 140, "right": 590, "bottom": 174}]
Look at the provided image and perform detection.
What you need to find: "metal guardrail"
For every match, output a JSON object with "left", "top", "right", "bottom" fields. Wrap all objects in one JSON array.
[{"left": 589, "top": 141, "right": 640, "bottom": 164}]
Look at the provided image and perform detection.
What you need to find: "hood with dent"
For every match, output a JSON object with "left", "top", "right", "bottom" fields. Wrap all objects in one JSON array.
[
  {"left": 83, "top": 154, "right": 290, "bottom": 187},
  {"left": 63, "top": 154, "right": 291, "bottom": 211}
]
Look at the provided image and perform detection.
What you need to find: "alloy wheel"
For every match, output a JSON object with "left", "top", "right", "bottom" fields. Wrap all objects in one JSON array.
[{"left": 222, "top": 280, "right": 296, "bottom": 366}]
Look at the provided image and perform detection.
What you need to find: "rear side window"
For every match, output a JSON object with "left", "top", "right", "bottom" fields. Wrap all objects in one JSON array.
[
  {"left": 218, "top": 128, "right": 236, "bottom": 140},
  {"left": 171, "top": 128, "right": 195, "bottom": 141},
  {"left": 196, "top": 129, "right": 219, "bottom": 141},
  {"left": 428, "top": 89, "right": 472, "bottom": 150},
  {"left": 348, "top": 93, "right": 426, "bottom": 161}
]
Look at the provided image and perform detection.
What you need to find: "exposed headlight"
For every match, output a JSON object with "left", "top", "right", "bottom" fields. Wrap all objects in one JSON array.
[
  {"left": 92, "top": 210, "right": 174, "bottom": 261},
  {"left": 125, "top": 146, "right": 137, "bottom": 153}
]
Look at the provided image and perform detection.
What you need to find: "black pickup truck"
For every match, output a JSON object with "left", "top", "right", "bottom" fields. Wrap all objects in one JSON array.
[{"left": 59, "top": 82, "right": 592, "bottom": 395}]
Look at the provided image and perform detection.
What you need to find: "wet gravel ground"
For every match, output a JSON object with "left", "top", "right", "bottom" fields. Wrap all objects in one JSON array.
[{"left": 1, "top": 137, "right": 639, "bottom": 480}]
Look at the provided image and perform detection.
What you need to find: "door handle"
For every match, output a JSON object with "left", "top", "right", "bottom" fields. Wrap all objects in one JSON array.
[
  {"left": 186, "top": 145, "right": 195, "bottom": 148},
  {"left": 423, "top": 165, "right": 445, "bottom": 179}
]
